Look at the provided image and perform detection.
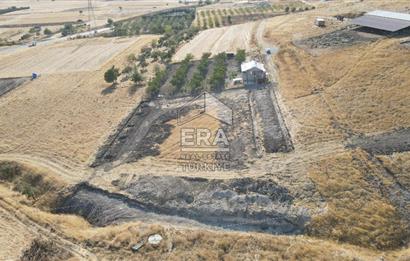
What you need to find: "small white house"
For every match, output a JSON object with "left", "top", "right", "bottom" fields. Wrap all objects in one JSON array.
[
  {"left": 241, "top": 61, "right": 266, "bottom": 85},
  {"left": 315, "top": 18, "right": 325, "bottom": 27}
]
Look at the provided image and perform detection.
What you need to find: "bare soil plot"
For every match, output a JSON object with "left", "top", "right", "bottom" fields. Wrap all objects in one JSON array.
[
  {"left": 250, "top": 88, "right": 292, "bottom": 153},
  {"left": 173, "top": 22, "right": 256, "bottom": 61},
  {"left": 92, "top": 87, "right": 292, "bottom": 169},
  {"left": 0, "top": 35, "right": 157, "bottom": 167},
  {"left": 0, "top": 37, "right": 139, "bottom": 77}
]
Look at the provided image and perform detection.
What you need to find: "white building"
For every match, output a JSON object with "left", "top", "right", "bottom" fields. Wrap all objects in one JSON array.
[{"left": 241, "top": 61, "right": 266, "bottom": 85}]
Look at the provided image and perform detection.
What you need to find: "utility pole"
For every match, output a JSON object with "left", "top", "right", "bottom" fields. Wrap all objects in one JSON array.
[{"left": 87, "top": 0, "right": 97, "bottom": 29}]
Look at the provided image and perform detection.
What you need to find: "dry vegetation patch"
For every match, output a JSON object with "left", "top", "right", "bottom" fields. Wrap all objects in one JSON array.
[
  {"left": 0, "top": 37, "right": 139, "bottom": 77},
  {"left": 377, "top": 152, "right": 410, "bottom": 189},
  {"left": 0, "top": 35, "right": 157, "bottom": 167},
  {"left": 173, "top": 22, "right": 255, "bottom": 61},
  {"left": 308, "top": 150, "right": 409, "bottom": 249}
]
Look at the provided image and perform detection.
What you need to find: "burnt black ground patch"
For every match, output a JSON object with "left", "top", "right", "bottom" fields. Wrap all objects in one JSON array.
[
  {"left": 0, "top": 77, "right": 30, "bottom": 97},
  {"left": 347, "top": 128, "right": 410, "bottom": 155},
  {"left": 92, "top": 87, "right": 293, "bottom": 168},
  {"left": 295, "top": 27, "right": 380, "bottom": 49},
  {"left": 56, "top": 177, "right": 310, "bottom": 234}
]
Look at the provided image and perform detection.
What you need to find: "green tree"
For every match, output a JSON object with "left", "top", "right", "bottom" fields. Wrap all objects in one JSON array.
[
  {"left": 227, "top": 15, "right": 232, "bottom": 24},
  {"left": 104, "top": 66, "right": 120, "bottom": 84},
  {"left": 235, "top": 49, "right": 246, "bottom": 64},
  {"left": 61, "top": 23, "right": 75, "bottom": 36},
  {"left": 131, "top": 68, "right": 143, "bottom": 85},
  {"left": 209, "top": 52, "right": 227, "bottom": 91},
  {"left": 146, "top": 66, "right": 167, "bottom": 98},
  {"left": 43, "top": 28, "right": 52, "bottom": 35},
  {"left": 20, "top": 33, "right": 31, "bottom": 40},
  {"left": 171, "top": 54, "right": 193, "bottom": 93}
]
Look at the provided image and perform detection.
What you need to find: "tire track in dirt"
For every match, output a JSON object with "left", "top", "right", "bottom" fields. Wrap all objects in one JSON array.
[
  {"left": 0, "top": 198, "right": 96, "bottom": 260},
  {"left": 0, "top": 153, "right": 89, "bottom": 184}
]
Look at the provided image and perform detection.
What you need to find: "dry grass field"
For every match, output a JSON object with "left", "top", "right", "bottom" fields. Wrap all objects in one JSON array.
[
  {"left": 0, "top": 162, "right": 408, "bottom": 261},
  {"left": 173, "top": 22, "right": 256, "bottom": 61},
  {"left": 0, "top": 35, "right": 157, "bottom": 170},
  {"left": 257, "top": 0, "right": 410, "bottom": 146},
  {"left": 0, "top": 0, "right": 182, "bottom": 27},
  {"left": 0, "top": 37, "right": 140, "bottom": 77}
]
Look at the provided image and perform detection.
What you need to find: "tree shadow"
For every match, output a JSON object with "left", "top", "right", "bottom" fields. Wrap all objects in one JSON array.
[{"left": 101, "top": 83, "right": 117, "bottom": 95}]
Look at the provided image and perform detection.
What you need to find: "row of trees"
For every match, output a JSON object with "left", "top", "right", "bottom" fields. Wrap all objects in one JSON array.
[
  {"left": 188, "top": 52, "right": 211, "bottom": 95},
  {"left": 112, "top": 9, "right": 195, "bottom": 37},
  {"left": 209, "top": 52, "right": 227, "bottom": 91},
  {"left": 104, "top": 8, "right": 200, "bottom": 97},
  {"left": 105, "top": 48, "right": 245, "bottom": 98},
  {"left": 146, "top": 66, "right": 167, "bottom": 98},
  {"left": 198, "top": 4, "right": 314, "bottom": 29},
  {"left": 171, "top": 54, "right": 194, "bottom": 93}
]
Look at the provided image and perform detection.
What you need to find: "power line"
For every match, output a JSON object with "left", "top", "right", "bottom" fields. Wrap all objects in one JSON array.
[{"left": 87, "top": 0, "right": 97, "bottom": 29}]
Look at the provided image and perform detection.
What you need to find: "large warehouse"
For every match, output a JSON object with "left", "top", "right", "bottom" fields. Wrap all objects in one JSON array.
[{"left": 352, "top": 10, "right": 410, "bottom": 32}]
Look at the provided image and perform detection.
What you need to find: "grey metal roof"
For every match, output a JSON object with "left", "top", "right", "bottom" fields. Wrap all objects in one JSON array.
[
  {"left": 367, "top": 10, "right": 410, "bottom": 21},
  {"left": 352, "top": 14, "right": 410, "bottom": 32}
]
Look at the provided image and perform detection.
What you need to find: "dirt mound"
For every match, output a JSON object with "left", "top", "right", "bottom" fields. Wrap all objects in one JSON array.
[{"left": 21, "top": 239, "right": 72, "bottom": 261}]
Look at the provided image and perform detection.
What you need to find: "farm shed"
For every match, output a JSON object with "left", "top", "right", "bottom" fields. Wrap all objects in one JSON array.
[
  {"left": 241, "top": 61, "right": 266, "bottom": 85},
  {"left": 351, "top": 10, "right": 410, "bottom": 32}
]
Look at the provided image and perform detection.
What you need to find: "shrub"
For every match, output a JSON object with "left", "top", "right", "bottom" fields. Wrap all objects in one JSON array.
[
  {"left": 235, "top": 49, "right": 246, "bottom": 64},
  {"left": 104, "top": 66, "right": 120, "bottom": 84},
  {"left": 0, "top": 162, "right": 21, "bottom": 182},
  {"left": 188, "top": 53, "right": 211, "bottom": 94},
  {"left": 20, "top": 33, "right": 31, "bottom": 40},
  {"left": 43, "top": 28, "right": 52, "bottom": 35},
  {"left": 61, "top": 23, "right": 75, "bottom": 36},
  {"left": 131, "top": 68, "right": 143, "bottom": 84},
  {"left": 171, "top": 54, "right": 193, "bottom": 93},
  {"left": 122, "top": 65, "right": 133, "bottom": 75}
]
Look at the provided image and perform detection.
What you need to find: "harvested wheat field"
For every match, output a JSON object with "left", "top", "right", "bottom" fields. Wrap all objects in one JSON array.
[
  {"left": 0, "top": 37, "right": 141, "bottom": 78},
  {"left": 0, "top": 0, "right": 182, "bottom": 27},
  {"left": 0, "top": 35, "right": 157, "bottom": 170},
  {"left": 173, "top": 22, "right": 256, "bottom": 61}
]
